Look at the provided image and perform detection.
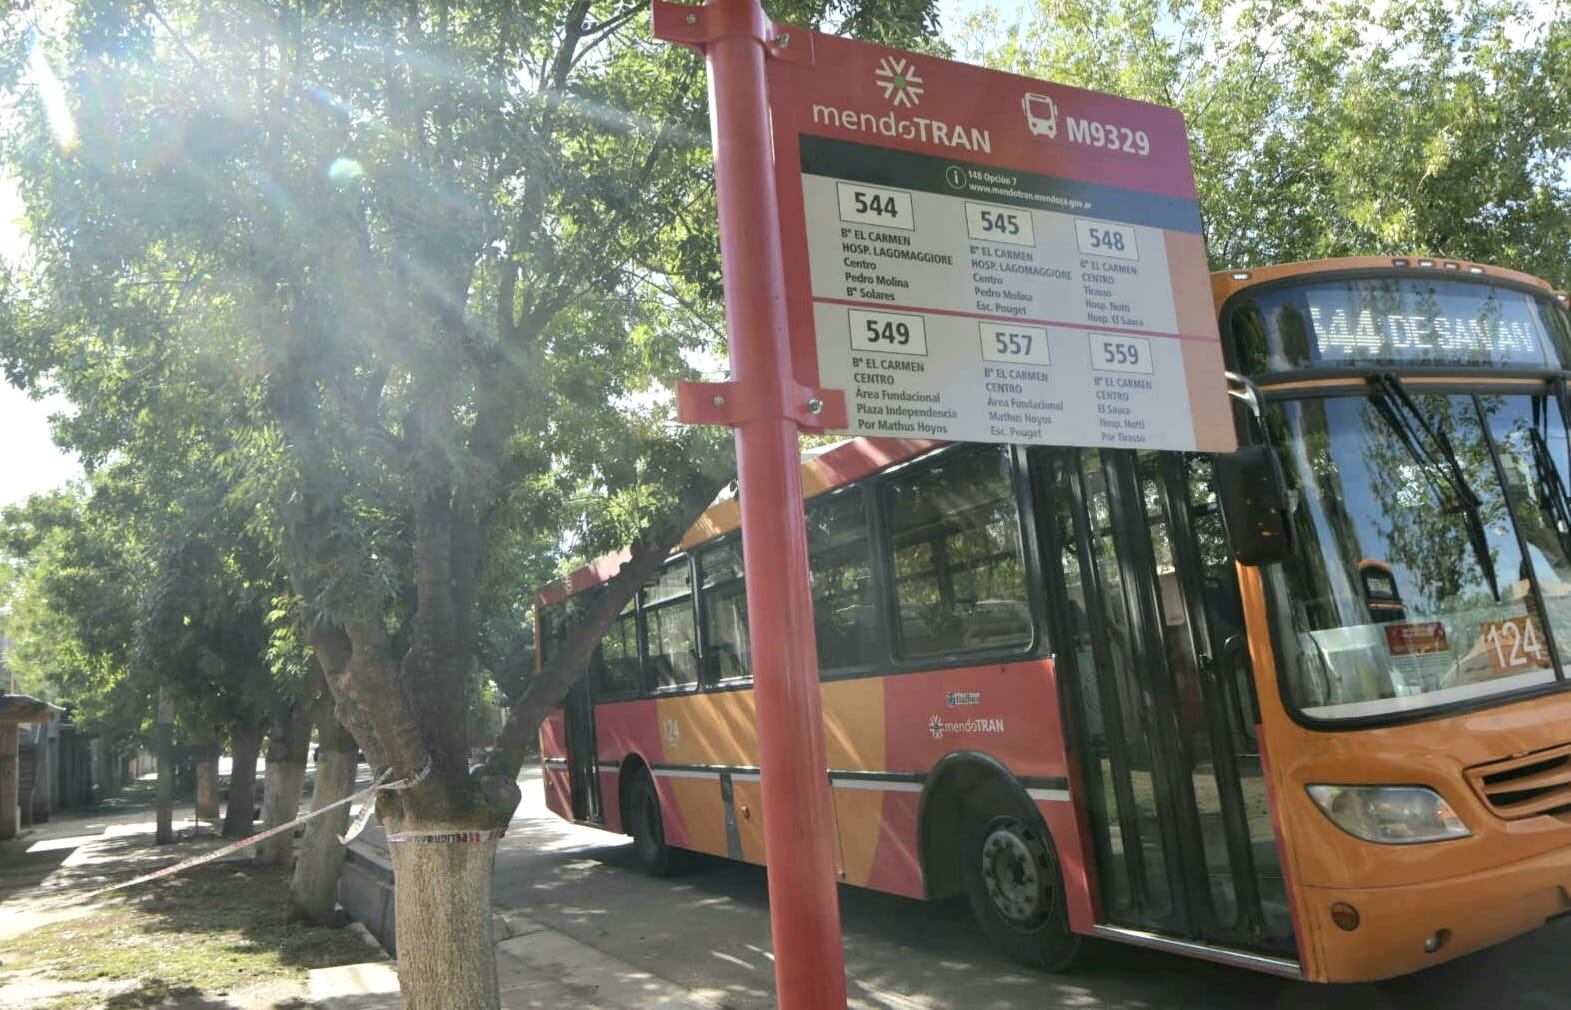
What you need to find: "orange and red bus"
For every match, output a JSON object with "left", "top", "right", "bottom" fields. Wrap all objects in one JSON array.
[{"left": 537, "top": 256, "right": 1571, "bottom": 981}]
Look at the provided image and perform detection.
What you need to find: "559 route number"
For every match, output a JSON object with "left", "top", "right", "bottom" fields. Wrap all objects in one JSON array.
[
  {"left": 1090, "top": 332, "right": 1152, "bottom": 374},
  {"left": 849, "top": 309, "right": 928, "bottom": 357}
]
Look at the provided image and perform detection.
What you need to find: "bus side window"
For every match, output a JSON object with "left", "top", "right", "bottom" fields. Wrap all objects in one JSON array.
[
  {"left": 642, "top": 558, "right": 700, "bottom": 691},
  {"left": 884, "top": 445, "right": 1033, "bottom": 658},
  {"left": 594, "top": 597, "right": 641, "bottom": 699},
  {"left": 807, "top": 488, "right": 879, "bottom": 673},
  {"left": 699, "top": 539, "right": 751, "bottom": 685}
]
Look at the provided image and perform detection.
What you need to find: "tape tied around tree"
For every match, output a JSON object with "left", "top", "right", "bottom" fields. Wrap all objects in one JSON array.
[
  {"left": 386, "top": 828, "right": 508, "bottom": 844},
  {"left": 337, "top": 756, "right": 432, "bottom": 845},
  {"left": 40, "top": 755, "right": 435, "bottom": 909}
]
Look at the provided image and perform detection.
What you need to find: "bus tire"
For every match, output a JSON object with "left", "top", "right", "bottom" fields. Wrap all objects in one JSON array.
[
  {"left": 959, "top": 802, "right": 1083, "bottom": 972},
  {"left": 627, "top": 767, "right": 683, "bottom": 877}
]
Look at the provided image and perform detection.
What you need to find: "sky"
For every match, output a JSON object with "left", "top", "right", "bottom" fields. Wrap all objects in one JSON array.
[{"left": 0, "top": 170, "right": 78, "bottom": 511}]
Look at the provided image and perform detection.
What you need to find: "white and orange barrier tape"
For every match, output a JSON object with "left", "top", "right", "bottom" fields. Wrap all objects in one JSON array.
[{"left": 41, "top": 757, "right": 484, "bottom": 909}]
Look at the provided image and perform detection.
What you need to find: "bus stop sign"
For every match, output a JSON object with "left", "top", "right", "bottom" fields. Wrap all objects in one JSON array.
[{"left": 665, "top": 12, "right": 1236, "bottom": 453}]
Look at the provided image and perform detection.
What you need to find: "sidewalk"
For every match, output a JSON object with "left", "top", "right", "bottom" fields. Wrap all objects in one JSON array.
[
  {"left": 309, "top": 911, "right": 730, "bottom": 1010},
  {"left": 323, "top": 820, "right": 725, "bottom": 1010},
  {"left": 2, "top": 792, "right": 723, "bottom": 1010}
]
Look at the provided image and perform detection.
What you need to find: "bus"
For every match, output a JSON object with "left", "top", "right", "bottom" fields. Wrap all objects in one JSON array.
[{"left": 536, "top": 256, "right": 1571, "bottom": 982}]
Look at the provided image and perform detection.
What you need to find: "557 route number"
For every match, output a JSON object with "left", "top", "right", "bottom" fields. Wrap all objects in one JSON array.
[{"left": 980, "top": 323, "right": 1051, "bottom": 365}]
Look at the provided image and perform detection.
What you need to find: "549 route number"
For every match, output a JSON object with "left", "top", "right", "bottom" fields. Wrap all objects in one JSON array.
[{"left": 849, "top": 309, "right": 928, "bottom": 357}]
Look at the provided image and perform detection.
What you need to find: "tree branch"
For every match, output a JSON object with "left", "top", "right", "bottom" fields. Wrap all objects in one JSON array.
[{"left": 492, "top": 463, "right": 729, "bottom": 777}]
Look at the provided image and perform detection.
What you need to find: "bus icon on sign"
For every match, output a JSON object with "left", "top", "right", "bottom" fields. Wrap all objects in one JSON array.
[{"left": 1022, "top": 93, "right": 1059, "bottom": 138}]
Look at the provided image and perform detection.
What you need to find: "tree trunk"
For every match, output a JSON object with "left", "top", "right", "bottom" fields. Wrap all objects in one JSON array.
[
  {"left": 155, "top": 721, "right": 175, "bottom": 845},
  {"left": 195, "top": 742, "right": 221, "bottom": 823},
  {"left": 223, "top": 723, "right": 263, "bottom": 838},
  {"left": 95, "top": 741, "right": 121, "bottom": 799},
  {"left": 389, "top": 835, "right": 501, "bottom": 1010},
  {"left": 259, "top": 699, "right": 314, "bottom": 865},
  {"left": 289, "top": 716, "right": 358, "bottom": 923}
]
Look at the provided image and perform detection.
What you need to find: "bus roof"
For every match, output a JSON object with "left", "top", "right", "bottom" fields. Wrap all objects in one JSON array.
[
  {"left": 537, "top": 436, "right": 939, "bottom": 606},
  {"left": 1210, "top": 256, "right": 1557, "bottom": 312}
]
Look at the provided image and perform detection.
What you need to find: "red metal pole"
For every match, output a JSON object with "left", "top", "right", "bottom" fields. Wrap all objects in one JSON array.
[{"left": 694, "top": 0, "right": 849, "bottom": 1006}]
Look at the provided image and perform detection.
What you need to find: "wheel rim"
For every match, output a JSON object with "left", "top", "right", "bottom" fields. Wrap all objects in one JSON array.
[{"left": 979, "top": 818, "right": 1053, "bottom": 928}]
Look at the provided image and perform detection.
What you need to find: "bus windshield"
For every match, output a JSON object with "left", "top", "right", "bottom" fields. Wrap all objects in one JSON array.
[
  {"left": 1266, "top": 388, "right": 1571, "bottom": 721},
  {"left": 1228, "top": 275, "right": 1571, "bottom": 372}
]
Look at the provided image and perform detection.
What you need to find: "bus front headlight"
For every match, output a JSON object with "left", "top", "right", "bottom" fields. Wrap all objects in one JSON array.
[{"left": 1306, "top": 785, "right": 1471, "bottom": 844}]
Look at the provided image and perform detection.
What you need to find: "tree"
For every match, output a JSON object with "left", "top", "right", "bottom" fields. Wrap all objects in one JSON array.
[
  {"left": 965, "top": 0, "right": 1571, "bottom": 286},
  {"left": 1, "top": 1, "right": 938, "bottom": 1006}
]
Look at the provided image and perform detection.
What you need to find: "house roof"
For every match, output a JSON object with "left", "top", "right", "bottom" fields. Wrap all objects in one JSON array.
[{"left": 0, "top": 694, "right": 63, "bottom": 725}]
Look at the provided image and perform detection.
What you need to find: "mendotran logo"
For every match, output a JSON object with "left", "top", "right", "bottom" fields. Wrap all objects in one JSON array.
[
  {"left": 811, "top": 104, "right": 993, "bottom": 154},
  {"left": 874, "top": 56, "right": 925, "bottom": 107}
]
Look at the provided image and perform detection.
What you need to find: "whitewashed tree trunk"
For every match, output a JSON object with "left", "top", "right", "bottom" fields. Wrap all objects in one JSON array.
[
  {"left": 289, "top": 717, "right": 358, "bottom": 923},
  {"left": 260, "top": 701, "right": 314, "bottom": 866},
  {"left": 389, "top": 835, "right": 501, "bottom": 1010}
]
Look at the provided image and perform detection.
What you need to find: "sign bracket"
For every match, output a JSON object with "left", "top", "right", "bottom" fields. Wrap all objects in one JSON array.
[
  {"left": 652, "top": 0, "right": 815, "bottom": 64},
  {"left": 676, "top": 378, "right": 848, "bottom": 431}
]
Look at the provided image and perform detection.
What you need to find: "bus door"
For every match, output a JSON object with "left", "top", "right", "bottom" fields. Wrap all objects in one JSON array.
[
  {"left": 1031, "top": 447, "right": 1293, "bottom": 957},
  {"left": 563, "top": 679, "right": 603, "bottom": 824}
]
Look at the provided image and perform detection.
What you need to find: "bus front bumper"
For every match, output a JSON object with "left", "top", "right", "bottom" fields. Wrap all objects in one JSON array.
[{"left": 1305, "top": 842, "right": 1571, "bottom": 982}]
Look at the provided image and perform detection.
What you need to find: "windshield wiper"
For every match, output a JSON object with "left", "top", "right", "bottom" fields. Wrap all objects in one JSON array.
[
  {"left": 1529, "top": 382, "right": 1571, "bottom": 559},
  {"left": 1366, "top": 373, "right": 1501, "bottom": 601}
]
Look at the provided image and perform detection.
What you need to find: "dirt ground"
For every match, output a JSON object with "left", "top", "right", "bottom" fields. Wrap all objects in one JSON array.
[{"left": 0, "top": 801, "right": 372, "bottom": 1010}]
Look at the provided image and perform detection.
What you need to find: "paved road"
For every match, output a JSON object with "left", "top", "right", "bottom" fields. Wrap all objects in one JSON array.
[{"left": 492, "top": 767, "right": 1570, "bottom": 1009}]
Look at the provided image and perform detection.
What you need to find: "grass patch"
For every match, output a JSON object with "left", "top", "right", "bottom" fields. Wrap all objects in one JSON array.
[{"left": 0, "top": 862, "right": 373, "bottom": 1009}]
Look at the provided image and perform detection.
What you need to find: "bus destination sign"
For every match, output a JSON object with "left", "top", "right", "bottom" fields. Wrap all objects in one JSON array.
[{"left": 765, "top": 32, "right": 1236, "bottom": 452}]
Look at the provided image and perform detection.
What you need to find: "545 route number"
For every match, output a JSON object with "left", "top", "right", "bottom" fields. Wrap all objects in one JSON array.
[{"left": 966, "top": 201, "right": 1035, "bottom": 247}]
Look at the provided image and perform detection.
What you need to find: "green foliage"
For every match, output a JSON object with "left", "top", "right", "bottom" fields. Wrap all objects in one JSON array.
[
  {"left": 966, "top": 0, "right": 1571, "bottom": 285},
  {"left": 0, "top": 0, "right": 938, "bottom": 772}
]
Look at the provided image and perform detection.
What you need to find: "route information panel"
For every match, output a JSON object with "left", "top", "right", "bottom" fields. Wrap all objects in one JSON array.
[{"left": 766, "top": 31, "right": 1236, "bottom": 452}]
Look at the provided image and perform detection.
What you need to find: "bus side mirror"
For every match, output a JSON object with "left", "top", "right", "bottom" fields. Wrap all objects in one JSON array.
[{"left": 1215, "top": 445, "right": 1294, "bottom": 566}]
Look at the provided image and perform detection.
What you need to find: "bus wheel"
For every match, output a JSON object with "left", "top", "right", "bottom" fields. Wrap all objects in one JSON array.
[
  {"left": 960, "top": 806, "right": 1083, "bottom": 971},
  {"left": 628, "top": 768, "right": 682, "bottom": 877}
]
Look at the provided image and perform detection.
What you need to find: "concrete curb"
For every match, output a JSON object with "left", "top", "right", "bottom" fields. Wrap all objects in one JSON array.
[{"left": 331, "top": 849, "right": 724, "bottom": 1009}]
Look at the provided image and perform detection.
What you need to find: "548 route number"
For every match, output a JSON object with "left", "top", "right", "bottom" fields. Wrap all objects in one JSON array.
[{"left": 1073, "top": 218, "right": 1138, "bottom": 261}]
